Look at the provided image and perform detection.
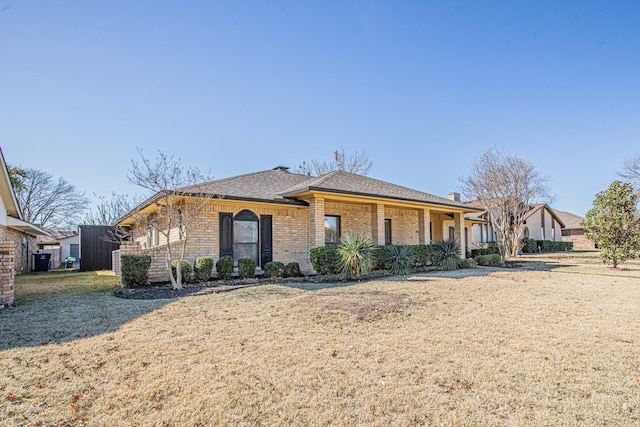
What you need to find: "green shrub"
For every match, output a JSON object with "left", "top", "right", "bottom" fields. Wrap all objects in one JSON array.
[
  {"left": 284, "top": 262, "right": 303, "bottom": 278},
  {"left": 458, "top": 258, "right": 476, "bottom": 269},
  {"left": 237, "top": 258, "right": 256, "bottom": 279},
  {"left": 412, "top": 244, "right": 434, "bottom": 267},
  {"left": 193, "top": 256, "right": 213, "bottom": 282},
  {"left": 171, "top": 260, "right": 192, "bottom": 283},
  {"left": 120, "top": 255, "right": 151, "bottom": 287},
  {"left": 216, "top": 256, "right": 234, "bottom": 280},
  {"left": 264, "top": 261, "right": 285, "bottom": 278},
  {"left": 373, "top": 245, "right": 392, "bottom": 269},
  {"left": 387, "top": 245, "right": 415, "bottom": 275},
  {"left": 310, "top": 246, "right": 341, "bottom": 275},
  {"left": 475, "top": 254, "right": 502, "bottom": 265},
  {"left": 432, "top": 239, "right": 461, "bottom": 271},
  {"left": 522, "top": 238, "right": 538, "bottom": 253},
  {"left": 338, "top": 233, "right": 374, "bottom": 279}
]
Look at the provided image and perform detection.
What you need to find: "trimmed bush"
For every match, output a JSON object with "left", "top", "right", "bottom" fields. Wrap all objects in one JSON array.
[
  {"left": 387, "top": 245, "right": 415, "bottom": 275},
  {"left": 284, "top": 262, "right": 303, "bottom": 278},
  {"left": 522, "top": 238, "right": 538, "bottom": 253},
  {"left": 470, "top": 245, "right": 501, "bottom": 258},
  {"left": 338, "top": 233, "right": 374, "bottom": 279},
  {"left": 193, "top": 256, "right": 213, "bottom": 282},
  {"left": 412, "top": 244, "right": 434, "bottom": 267},
  {"left": 171, "top": 260, "right": 192, "bottom": 283},
  {"left": 216, "top": 256, "right": 234, "bottom": 280},
  {"left": 458, "top": 258, "right": 476, "bottom": 269},
  {"left": 432, "top": 239, "right": 461, "bottom": 271},
  {"left": 121, "top": 255, "right": 151, "bottom": 287},
  {"left": 264, "top": 261, "right": 285, "bottom": 278},
  {"left": 237, "top": 257, "right": 256, "bottom": 279},
  {"left": 310, "top": 246, "right": 341, "bottom": 275},
  {"left": 372, "top": 245, "right": 391, "bottom": 270},
  {"left": 475, "top": 254, "right": 502, "bottom": 265}
]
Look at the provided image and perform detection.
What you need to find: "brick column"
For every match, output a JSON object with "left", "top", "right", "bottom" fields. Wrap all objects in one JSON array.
[
  {"left": 418, "top": 208, "right": 431, "bottom": 245},
  {"left": 453, "top": 212, "right": 466, "bottom": 258},
  {"left": 0, "top": 242, "right": 15, "bottom": 307},
  {"left": 371, "top": 203, "right": 385, "bottom": 245},
  {"left": 309, "top": 197, "right": 325, "bottom": 248}
]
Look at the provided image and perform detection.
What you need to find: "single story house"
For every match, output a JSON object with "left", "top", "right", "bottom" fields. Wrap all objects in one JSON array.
[
  {"left": 117, "top": 167, "right": 483, "bottom": 281},
  {"left": 36, "top": 229, "right": 79, "bottom": 269},
  {"left": 0, "top": 147, "right": 49, "bottom": 306},
  {"left": 553, "top": 209, "right": 595, "bottom": 250}
]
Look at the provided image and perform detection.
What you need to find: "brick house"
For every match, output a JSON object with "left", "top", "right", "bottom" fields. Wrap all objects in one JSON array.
[
  {"left": 553, "top": 209, "right": 595, "bottom": 250},
  {"left": 0, "top": 148, "right": 49, "bottom": 306},
  {"left": 117, "top": 167, "right": 482, "bottom": 282}
]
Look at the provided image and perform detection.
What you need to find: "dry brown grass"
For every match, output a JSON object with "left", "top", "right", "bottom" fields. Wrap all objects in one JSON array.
[{"left": 1, "top": 253, "right": 640, "bottom": 425}]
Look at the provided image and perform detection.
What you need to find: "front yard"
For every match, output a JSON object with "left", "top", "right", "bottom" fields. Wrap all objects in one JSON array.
[{"left": 1, "top": 252, "right": 639, "bottom": 425}]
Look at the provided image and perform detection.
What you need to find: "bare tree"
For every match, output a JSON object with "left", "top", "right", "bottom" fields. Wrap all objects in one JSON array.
[
  {"left": 9, "top": 166, "right": 89, "bottom": 229},
  {"left": 297, "top": 147, "right": 373, "bottom": 176},
  {"left": 459, "top": 147, "right": 552, "bottom": 261},
  {"left": 83, "top": 193, "right": 138, "bottom": 226},
  {"left": 618, "top": 153, "right": 640, "bottom": 190},
  {"left": 127, "top": 149, "right": 214, "bottom": 289}
]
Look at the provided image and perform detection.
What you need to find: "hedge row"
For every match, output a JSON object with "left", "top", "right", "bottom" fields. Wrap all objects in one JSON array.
[{"left": 522, "top": 238, "right": 573, "bottom": 253}]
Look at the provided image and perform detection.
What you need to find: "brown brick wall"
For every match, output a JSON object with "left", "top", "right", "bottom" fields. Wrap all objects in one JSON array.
[
  {"left": 385, "top": 207, "right": 419, "bottom": 245},
  {"left": 0, "top": 225, "right": 37, "bottom": 273},
  {"left": 0, "top": 241, "right": 15, "bottom": 306}
]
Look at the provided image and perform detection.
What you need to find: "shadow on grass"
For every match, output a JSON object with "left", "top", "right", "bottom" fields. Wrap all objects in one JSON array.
[{"left": 0, "top": 272, "right": 172, "bottom": 351}]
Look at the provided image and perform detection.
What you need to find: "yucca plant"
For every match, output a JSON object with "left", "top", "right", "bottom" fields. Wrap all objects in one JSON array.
[
  {"left": 337, "top": 233, "right": 374, "bottom": 279},
  {"left": 387, "top": 245, "right": 415, "bottom": 275},
  {"left": 432, "top": 239, "right": 462, "bottom": 271}
]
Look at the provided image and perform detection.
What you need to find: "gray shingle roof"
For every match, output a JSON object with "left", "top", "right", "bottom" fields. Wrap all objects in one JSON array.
[
  {"left": 280, "top": 170, "right": 477, "bottom": 210},
  {"left": 553, "top": 209, "right": 584, "bottom": 229},
  {"left": 171, "top": 169, "right": 481, "bottom": 211}
]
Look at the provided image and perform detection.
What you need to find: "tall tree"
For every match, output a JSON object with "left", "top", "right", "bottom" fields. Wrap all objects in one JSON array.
[
  {"left": 581, "top": 180, "right": 640, "bottom": 269},
  {"left": 459, "top": 147, "right": 552, "bottom": 261},
  {"left": 297, "top": 147, "right": 373, "bottom": 176},
  {"left": 9, "top": 166, "right": 89, "bottom": 229},
  {"left": 127, "top": 149, "right": 214, "bottom": 289}
]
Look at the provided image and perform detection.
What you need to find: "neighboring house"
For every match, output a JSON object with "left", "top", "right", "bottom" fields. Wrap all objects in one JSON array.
[
  {"left": 553, "top": 209, "right": 596, "bottom": 250},
  {"left": 462, "top": 200, "right": 563, "bottom": 252},
  {"left": 117, "top": 167, "right": 483, "bottom": 282},
  {"left": 36, "top": 229, "right": 79, "bottom": 269},
  {"left": 0, "top": 147, "right": 49, "bottom": 306}
]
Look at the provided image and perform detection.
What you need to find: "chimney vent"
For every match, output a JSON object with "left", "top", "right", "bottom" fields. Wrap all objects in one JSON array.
[
  {"left": 272, "top": 166, "right": 290, "bottom": 172},
  {"left": 448, "top": 192, "right": 461, "bottom": 202}
]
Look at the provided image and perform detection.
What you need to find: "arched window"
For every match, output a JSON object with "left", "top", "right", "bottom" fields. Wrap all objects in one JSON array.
[
  {"left": 523, "top": 227, "right": 530, "bottom": 239},
  {"left": 233, "top": 210, "right": 259, "bottom": 265}
]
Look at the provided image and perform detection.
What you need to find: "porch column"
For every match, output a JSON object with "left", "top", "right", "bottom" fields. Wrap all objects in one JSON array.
[
  {"left": 418, "top": 208, "right": 431, "bottom": 245},
  {"left": 309, "top": 197, "right": 325, "bottom": 248},
  {"left": 371, "top": 203, "right": 385, "bottom": 245},
  {"left": 453, "top": 212, "right": 466, "bottom": 258},
  {"left": 0, "top": 242, "right": 15, "bottom": 307}
]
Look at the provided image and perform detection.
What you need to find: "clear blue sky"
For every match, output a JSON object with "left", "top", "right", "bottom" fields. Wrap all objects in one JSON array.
[{"left": 2, "top": 1, "right": 639, "bottom": 216}]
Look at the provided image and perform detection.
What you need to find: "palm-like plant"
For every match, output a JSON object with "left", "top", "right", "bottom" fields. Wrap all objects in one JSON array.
[
  {"left": 387, "top": 245, "right": 415, "bottom": 275},
  {"left": 337, "top": 233, "right": 374, "bottom": 279},
  {"left": 432, "top": 239, "right": 462, "bottom": 271}
]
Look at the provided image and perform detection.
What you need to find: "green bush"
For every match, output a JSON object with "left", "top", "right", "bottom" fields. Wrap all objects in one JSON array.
[
  {"left": 522, "top": 238, "right": 538, "bottom": 253},
  {"left": 373, "top": 245, "right": 392, "bottom": 269},
  {"left": 387, "top": 245, "right": 415, "bottom": 275},
  {"left": 475, "top": 254, "right": 502, "bottom": 265},
  {"left": 412, "top": 244, "right": 434, "bottom": 267},
  {"left": 264, "top": 261, "right": 285, "bottom": 278},
  {"left": 171, "top": 260, "right": 192, "bottom": 283},
  {"left": 193, "top": 256, "right": 214, "bottom": 282},
  {"left": 338, "top": 233, "right": 374, "bottom": 279},
  {"left": 432, "top": 239, "right": 461, "bottom": 271},
  {"left": 458, "top": 258, "right": 476, "bottom": 269},
  {"left": 237, "top": 257, "right": 256, "bottom": 279},
  {"left": 216, "top": 256, "right": 234, "bottom": 280},
  {"left": 284, "top": 262, "right": 303, "bottom": 278},
  {"left": 470, "top": 245, "right": 501, "bottom": 258},
  {"left": 310, "top": 246, "right": 341, "bottom": 275},
  {"left": 120, "top": 255, "right": 151, "bottom": 287}
]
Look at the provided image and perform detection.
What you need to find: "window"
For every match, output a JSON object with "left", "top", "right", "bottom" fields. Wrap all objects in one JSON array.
[
  {"left": 324, "top": 215, "right": 340, "bottom": 245},
  {"left": 448, "top": 226, "right": 455, "bottom": 241},
  {"left": 562, "top": 229, "right": 571, "bottom": 237},
  {"left": 384, "top": 219, "right": 392, "bottom": 245},
  {"left": 233, "top": 210, "right": 259, "bottom": 265}
]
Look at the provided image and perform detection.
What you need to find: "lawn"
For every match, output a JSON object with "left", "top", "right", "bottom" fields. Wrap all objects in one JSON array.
[{"left": 1, "top": 253, "right": 640, "bottom": 425}]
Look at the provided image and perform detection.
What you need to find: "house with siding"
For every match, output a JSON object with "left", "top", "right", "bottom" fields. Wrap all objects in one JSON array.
[
  {"left": 117, "top": 167, "right": 483, "bottom": 282},
  {"left": 0, "top": 148, "right": 49, "bottom": 306}
]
